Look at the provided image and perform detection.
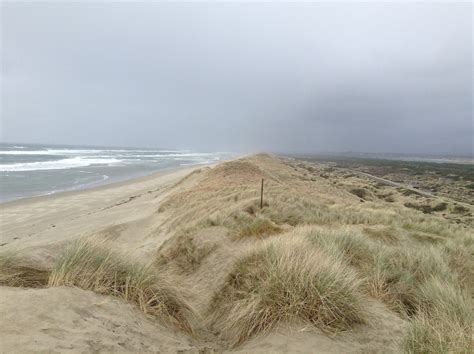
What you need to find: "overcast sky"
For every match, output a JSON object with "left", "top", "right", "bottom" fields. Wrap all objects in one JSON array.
[{"left": 1, "top": 2, "right": 472, "bottom": 155}]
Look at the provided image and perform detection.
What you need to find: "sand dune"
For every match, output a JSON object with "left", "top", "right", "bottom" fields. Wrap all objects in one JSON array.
[{"left": 1, "top": 155, "right": 472, "bottom": 353}]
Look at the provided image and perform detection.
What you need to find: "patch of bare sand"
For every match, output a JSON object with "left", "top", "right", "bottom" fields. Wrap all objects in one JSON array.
[{"left": 0, "top": 286, "right": 198, "bottom": 353}]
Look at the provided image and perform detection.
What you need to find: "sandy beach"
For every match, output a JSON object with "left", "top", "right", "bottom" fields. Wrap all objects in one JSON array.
[{"left": 0, "top": 165, "right": 207, "bottom": 259}]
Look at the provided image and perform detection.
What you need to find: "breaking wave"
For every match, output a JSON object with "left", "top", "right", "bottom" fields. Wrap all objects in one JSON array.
[{"left": 0, "top": 157, "right": 122, "bottom": 172}]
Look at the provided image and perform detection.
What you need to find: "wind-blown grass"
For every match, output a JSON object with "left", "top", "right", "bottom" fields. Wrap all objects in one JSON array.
[
  {"left": 235, "top": 217, "right": 283, "bottom": 239},
  {"left": 159, "top": 156, "right": 472, "bottom": 350},
  {"left": 208, "top": 234, "right": 366, "bottom": 345},
  {"left": 156, "top": 233, "right": 217, "bottom": 273},
  {"left": 404, "top": 278, "right": 473, "bottom": 353},
  {"left": 304, "top": 227, "right": 472, "bottom": 352},
  {"left": 306, "top": 227, "right": 464, "bottom": 314},
  {"left": 49, "top": 239, "right": 195, "bottom": 332}
]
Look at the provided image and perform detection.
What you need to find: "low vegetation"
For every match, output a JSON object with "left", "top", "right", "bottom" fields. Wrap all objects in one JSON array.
[
  {"left": 235, "top": 217, "right": 283, "bottom": 239},
  {"left": 404, "top": 202, "right": 448, "bottom": 214},
  {"left": 2, "top": 155, "right": 472, "bottom": 351},
  {"left": 0, "top": 240, "right": 195, "bottom": 333},
  {"left": 208, "top": 234, "right": 366, "bottom": 345},
  {"left": 350, "top": 188, "right": 370, "bottom": 200},
  {"left": 154, "top": 156, "right": 472, "bottom": 350},
  {"left": 0, "top": 252, "right": 50, "bottom": 288},
  {"left": 306, "top": 226, "right": 473, "bottom": 351},
  {"left": 453, "top": 204, "right": 470, "bottom": 214},
  {"left": 49, "top": 239, "right": 194, "bottom": 332},
  {"left": 404, "top": 278, "right": 472, "bottom": 353},
  {"left": 156, "top": 233, "right": 217, "bottom": 273}
]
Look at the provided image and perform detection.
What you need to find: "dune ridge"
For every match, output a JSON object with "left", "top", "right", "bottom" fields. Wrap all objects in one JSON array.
[{"left": 1, "top": 154, "right": 472, "bottom": 353}]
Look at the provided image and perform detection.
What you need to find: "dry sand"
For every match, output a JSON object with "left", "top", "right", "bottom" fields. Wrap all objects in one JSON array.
[
  {"left": 0, "top": 287, "right": 197, "bottom": 353},
  {"left": 0, "top": 166, "right": 204, "bottom": 260}
]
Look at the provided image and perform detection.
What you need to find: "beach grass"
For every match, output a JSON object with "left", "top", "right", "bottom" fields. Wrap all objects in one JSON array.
[
  {"left": 155, "top": 233, "right": 217, "bottom": 273},
  {"left": 404, "top": 278, "right": 472, "bottom": 353},
  {"left": 154, "top": 156, "right": 473, "bottom": 349},
  {"left": 0, "top": 251, "right": 50, "bottom": 288},
  {"left": 48, "top": 239, "right": 195, "bottom": 332},
  {"left": 208, "top": 234, "right": 366, "bottom": 345}
]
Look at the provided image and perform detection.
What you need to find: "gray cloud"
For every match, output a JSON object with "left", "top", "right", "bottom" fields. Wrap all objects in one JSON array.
[{"left": 1, "top": 2, "right": 472, "bottom": 155}]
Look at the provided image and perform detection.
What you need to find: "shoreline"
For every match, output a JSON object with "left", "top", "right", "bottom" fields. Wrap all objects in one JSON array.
[
  {"left": 0, "top": 161, "right": 217, "bottom": 255},
  {"left": 0, "top": 162, "right": 217, "bottom": 207}
]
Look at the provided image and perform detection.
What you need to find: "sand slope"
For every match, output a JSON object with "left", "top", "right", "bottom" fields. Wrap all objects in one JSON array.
[
  {"left": 0, "top": 286, "right": 197, "bottom": 353},
  {"left": 0, "top": 288, "right": 405, "bottom": 353}
]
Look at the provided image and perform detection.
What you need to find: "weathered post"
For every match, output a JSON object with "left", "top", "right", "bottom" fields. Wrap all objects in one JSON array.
[{"left": 260, "top": 178, "right": 264, "bottom": 209}]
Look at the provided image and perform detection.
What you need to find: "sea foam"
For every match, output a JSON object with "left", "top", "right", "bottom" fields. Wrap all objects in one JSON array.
[{"left": 0, "top": 157, "right": 122, "bottom": 172}]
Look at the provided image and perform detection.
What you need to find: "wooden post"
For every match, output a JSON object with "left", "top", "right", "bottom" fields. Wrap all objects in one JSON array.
[{"left": 260, "top": 178, "right": 264, "bottom": 209}]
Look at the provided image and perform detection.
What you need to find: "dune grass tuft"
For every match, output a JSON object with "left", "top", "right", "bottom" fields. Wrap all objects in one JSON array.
[
  {"left": 305, "top": 227, "right": 469, "bottom": 315},
  {"left": 404, "top": 277, "right": 472, "bottom": 353},
  {"left": 303, "top": 226, "right": 472, "bottom": 352},
  {"left": 236, "top": 217, "right": 283, "bottom": 239},
  {"left": 156, "top": 233, "right": 217, "bottom": 273},
  {"left": 404, "top": 311, "right": 473, "bottom": 354},
  {"left": 208, "top": 234, "right": 366, "bottom": 345},
  {"left": 307, "top": 228, "right": 376, "bottom": 269},
  {"left": 363, "top": 226, "right": 399, "bottom": 244},
  {"left": 0, "top": 252, "right": 50, "bottom": 288},
  {"left": 49, "top": 239, "right": 195, "bottom": 332},
  {"left": 443, "top": 237, "right": 474, "bottom": 292}
]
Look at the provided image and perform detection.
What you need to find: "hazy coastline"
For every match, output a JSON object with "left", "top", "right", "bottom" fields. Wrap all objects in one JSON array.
[{"left": 0, "top": 143, "right": 232, "bottom": 203}]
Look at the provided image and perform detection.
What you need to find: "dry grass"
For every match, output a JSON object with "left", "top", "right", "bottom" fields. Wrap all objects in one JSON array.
[
  {"left": 0, "top": 252, "right": 50, "bottom": 288},
  {"left": 306, "top": 228, "right": 461, "bottom": 315},
  {"left": 404, "top": 278, "right": 473, "bottom": 353},
  {"left": 235, "top": 217, "right": 283, "bottom": 239},
  {"left": 307, "top": 228, "right": 376, "bottom": 270},
  {"left": 159, "top": 156, "right": 397, "bottom": 234},
  {"left": 303, "top": 226, "right": 472, "bottom": 352},
  {"left": 49, "top": 239, "right": 195, "bottom": 332},
  {"left": 156, "top": 233, "right": 217, "bottom": 273},
  {"left": 260, "top": 196, "right": 403, "bottom": 227},
  {"left": 370, "top": 246, "right": 454, "bottom": 316},
  {"left": 208, "top": 234, "right": 366, "bottom": 346},
  {"left": 156, "top": 156, "right": 472, "bottom": 350},
  {"left": 350, "top": 188, "right": 371, "bottom": 200},
  {"left": 404, "top": 311, "right": 472, "bottom": 354},
  {"left": 443, "top": 237, "right": 474, "bottom": 292},
  {"left": 401, "top": 219, "right": 466, "bottom": 237},
  {"left": 363, "top": 226, "right": 399, "bottom": 243}
]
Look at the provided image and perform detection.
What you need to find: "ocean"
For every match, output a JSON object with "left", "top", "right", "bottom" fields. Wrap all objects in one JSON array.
[{"left": 0, "top": 143, "right": 233, "bottom": 203}]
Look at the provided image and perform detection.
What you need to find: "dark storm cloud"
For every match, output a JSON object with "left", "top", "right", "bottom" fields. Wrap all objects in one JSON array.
[{"left": 1, "top": 2, "right": 472, "bottom": 155}]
